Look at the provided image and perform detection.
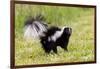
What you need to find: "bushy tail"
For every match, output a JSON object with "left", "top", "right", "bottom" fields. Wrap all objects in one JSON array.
[{"left": 24, "top": 15, "right": 48, "bottom": 40}]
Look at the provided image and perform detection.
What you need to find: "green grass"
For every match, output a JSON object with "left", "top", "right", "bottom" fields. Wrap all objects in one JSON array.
[{"left": 15, "top": 4, "right": 95, "bottom": 65}]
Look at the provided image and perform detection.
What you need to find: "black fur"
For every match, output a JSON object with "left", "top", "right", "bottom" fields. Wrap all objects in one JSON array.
[{"left": 40, "top": 27, "right": 72, "bottom": 54}]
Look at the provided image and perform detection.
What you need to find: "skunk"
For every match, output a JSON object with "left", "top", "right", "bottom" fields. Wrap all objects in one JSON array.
[
  {"left": 24, "top": 14, "right": 72, "bottom": 54},
  {"left": 40, "top": 26, "right": 72, "bottom": 53}
]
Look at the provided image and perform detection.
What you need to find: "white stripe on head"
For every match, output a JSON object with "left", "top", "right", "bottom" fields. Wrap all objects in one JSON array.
[
  {"left": 69, "top": 27, "right": 72, "bottom": 33},
  {"left": 50, "top": 27, "right": 66, "bottom": 42}
]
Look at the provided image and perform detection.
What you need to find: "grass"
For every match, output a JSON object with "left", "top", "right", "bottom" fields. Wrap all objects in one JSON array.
[{"left": 15, "top": 4, "right": 95, "bottom": 65}]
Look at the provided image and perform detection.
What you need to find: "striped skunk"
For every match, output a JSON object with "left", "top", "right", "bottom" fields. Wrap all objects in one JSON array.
[{"left": 24, "top": 14, "right": 72, "bottom": 54}]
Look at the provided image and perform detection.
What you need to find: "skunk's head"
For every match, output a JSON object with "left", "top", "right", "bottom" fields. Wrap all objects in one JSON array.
[
  {"left": 24, "top": 14, "right": 48, "bottom": 40},
  {"left": 63, "top": 27, "right": 72, "bottom": 36}
]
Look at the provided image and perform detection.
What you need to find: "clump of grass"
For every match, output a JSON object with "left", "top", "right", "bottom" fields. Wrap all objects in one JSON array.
[{"left": 15, "top": 4, "right": 95, "bottom": 65}]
